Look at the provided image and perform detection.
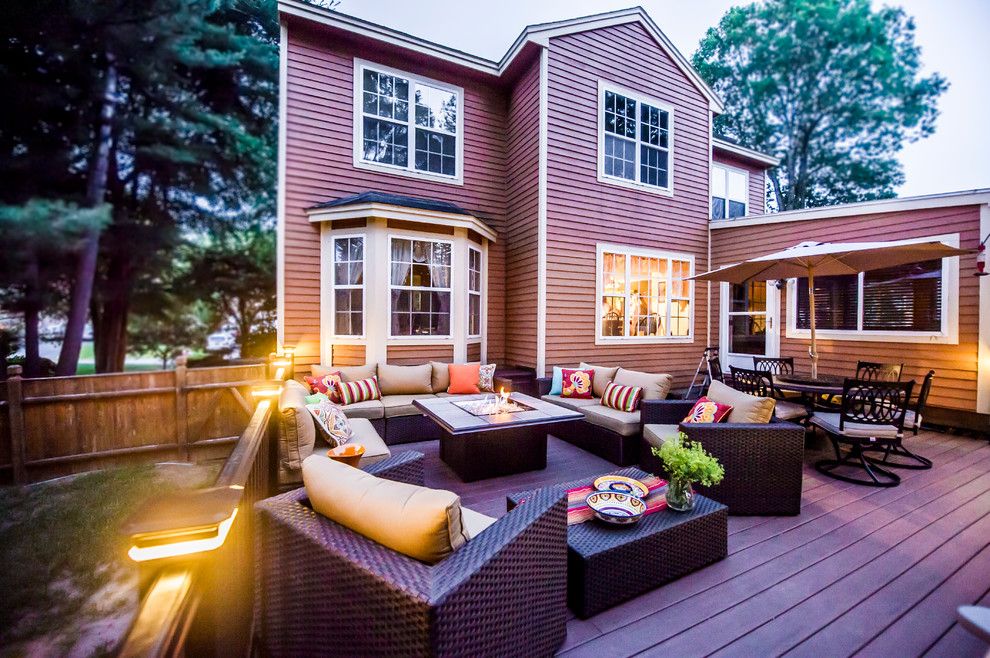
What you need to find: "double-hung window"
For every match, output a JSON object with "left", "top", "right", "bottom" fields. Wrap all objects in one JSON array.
[
  {"left": 711, "top": 164, "right": 748, "bottom": 219},
  {"left": 332, "top": 236, "right": 364, "bottom": 337},
  {"left": 468, "top": 247, "right": 482, "bottom": 338},
  {"left": 599, "top": 82, "right": 673, "bottom": 194},
  {"left": 389, "top": 237, "right": 453, "bottom": 337},
  {"left": 597, "top": 245, "right": 693, "bottom": 342},
  {"left": 355, "top": 60, "right": 463, "bottom": 182}
]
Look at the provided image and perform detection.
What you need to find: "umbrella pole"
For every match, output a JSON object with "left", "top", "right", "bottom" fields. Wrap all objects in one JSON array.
[{"left": 807, "top": 266, "right": 818, "bottom": 379}]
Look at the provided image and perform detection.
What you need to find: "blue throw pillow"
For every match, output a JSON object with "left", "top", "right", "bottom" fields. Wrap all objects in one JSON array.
[{"left": 549, "top": 366, "right": 564, "bottom": 395}]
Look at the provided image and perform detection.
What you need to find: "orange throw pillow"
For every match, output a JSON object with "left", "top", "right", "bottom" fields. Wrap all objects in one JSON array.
[{"left": 448, "top": 363, "right": 482, "bottom": 394}]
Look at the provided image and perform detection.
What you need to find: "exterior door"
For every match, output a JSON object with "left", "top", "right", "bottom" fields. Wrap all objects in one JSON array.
[{"left": 720, "top": 281, "right": 780, "bottom": 371}]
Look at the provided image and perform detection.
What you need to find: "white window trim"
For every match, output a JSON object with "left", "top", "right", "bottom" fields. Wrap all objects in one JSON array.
[
  {"left": 711, "top": 162, "right": 748, "bottom": 219},
  {"left": 467, "top": 245, "right": 483, "bottom": 339},
  {"left": 596, "top": 80, "right": 675, "bottom": 197},
  {"left": 785, "top": 233, "right": 960, "bottom": 345},
  {"left": 595, "top": 243, "right": 694, "bottom": 345},
  {"left": 352, "top": 58, "right": 465, "bottom": 185},
  {"left": 387, "top": 233, "right": 455, "bottom": 340},
  {"left": 328, "top": 232, "right": 366, "bottom": 341}
]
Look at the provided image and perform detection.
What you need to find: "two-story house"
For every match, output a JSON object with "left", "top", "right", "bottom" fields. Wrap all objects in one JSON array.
[{"left": 276, "top": 1, "right": 990, "bottom": 428}]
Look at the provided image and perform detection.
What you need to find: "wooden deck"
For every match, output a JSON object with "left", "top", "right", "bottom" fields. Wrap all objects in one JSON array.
[{"left": 394, "top": 428, "right": 990, "bottom": 657}]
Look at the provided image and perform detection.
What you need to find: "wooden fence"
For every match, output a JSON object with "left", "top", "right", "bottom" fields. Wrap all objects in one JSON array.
[{"left": 0, "top": 357, "right": 270, "bottom": 485}]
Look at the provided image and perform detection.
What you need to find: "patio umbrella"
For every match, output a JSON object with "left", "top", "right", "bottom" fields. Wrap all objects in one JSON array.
[{"left": 691, "top": 240, "right": 972, "bottom": 378}]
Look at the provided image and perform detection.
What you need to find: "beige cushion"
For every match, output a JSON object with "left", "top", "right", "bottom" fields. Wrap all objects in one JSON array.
[
  {"left": 341, "top": 399, "right": 385, "bottom": 420},
  {"left": 383, "top": 394, "right": 434, "bottom": 418},
  {"left": 579, "top": 362, "right": 619, "bottom": 398},
  {"left": 278, "top": 380, "right": 316, "bottom": 472},
  {"left": 461, "top": 506, "right": 497, "bottom": 539},
  {"left": 613, "top": 368, "right": 673, "bottom": 401},
  {"left": 378, "top": 363, "right": 433, "bottom": 396},
  {"left": 810, "top": 412, "right": 899, "bottom": 439},
  {"left": 310, "top": 364, "right": 336, "bottom": 377},
  {"left": 774, "top": 400, "right": 808, "bottom": 422},
  {"left": 279, "top": 417, "right": 389, "bottom": 488},
  {"left": 430, "top": 361, "right": 451, "bottom": 393},
  {"left": 707, "top": 380, "right": 775, "bottom": 424},
  {"left": 581, "top": 404, "right": 641, "bottom": 436},
  {"left": 643, "top": 424, "right": 681, "bottom": 448},
  {"left": 337, "top": 364, "right": 378, "bottom": 382},
  {"left": 541, "top": 393, "right": 600, "bottom": 413},
  {"left": 303, "top": 455, "right": 469, "bottom": 564}
]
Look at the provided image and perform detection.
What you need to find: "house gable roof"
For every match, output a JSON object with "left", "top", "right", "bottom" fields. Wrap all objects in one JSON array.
[
  {"left": 277, "top": 2, "right": 724, "bottom": 112},
  {"left": 308, "top": 191, "right": 472, "bottom": 216},
  {"left": 712, "top": 138, "right": 779, "bottom": 167}
]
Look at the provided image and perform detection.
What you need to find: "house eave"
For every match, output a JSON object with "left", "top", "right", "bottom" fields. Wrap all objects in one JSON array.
[
  {"left": 712, "top": 138, "right": 780, "bottom": 167},
  {"left": 306, "top": 202, "right": 498, "bottom": 242}
]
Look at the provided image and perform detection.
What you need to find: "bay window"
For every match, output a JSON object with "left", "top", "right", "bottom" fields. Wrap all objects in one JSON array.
[
  {"left": 599, "top": 82, "right": 673, "bottom": 194},
  {"left": 468, "top": 247, "right": 482, "bottom": 338},
  {"left": 711, "top": 164, "right": 748, "bottom": 219},
  {"left": 597, "top": 245, "right": 693, "bottom": 342},
  {"left": 355, "top": 60, "right": 462, "bottom": 182},
  {"left": 332, "top": 236, "right": 364, "bottom": 337},
  {"left": 389, "top": 237, "right": 452, "bottom": 337}
]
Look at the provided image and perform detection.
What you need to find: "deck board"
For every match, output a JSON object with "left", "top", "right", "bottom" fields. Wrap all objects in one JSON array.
[{"left": 393, "top": 429, "right": 990, "bottom": 657}]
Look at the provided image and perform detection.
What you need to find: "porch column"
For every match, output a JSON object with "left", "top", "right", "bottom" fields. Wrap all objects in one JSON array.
[
  {"left": 366, "top": 217, "right": 389, "bottom": 366},
  {"left": 452, "top": 227, "right": 468, "bottom": 363}
]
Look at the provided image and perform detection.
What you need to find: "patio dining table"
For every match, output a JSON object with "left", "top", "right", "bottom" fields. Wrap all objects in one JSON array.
[{"left": 775, "top": 372, "right": 846, "bottom": 410}]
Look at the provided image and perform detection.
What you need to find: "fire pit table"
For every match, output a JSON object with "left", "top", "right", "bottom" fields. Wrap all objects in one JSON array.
[{"left": 414, "top": 392, "right": 583, "bottom": 482}]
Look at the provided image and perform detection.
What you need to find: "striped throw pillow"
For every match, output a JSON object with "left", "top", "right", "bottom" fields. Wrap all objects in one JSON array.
[
  {"left": 338, "top": 376, "right": 381, "bottom": 405},
  {"left": 601, "top": 381, "right": 643, "bottom": 412}
]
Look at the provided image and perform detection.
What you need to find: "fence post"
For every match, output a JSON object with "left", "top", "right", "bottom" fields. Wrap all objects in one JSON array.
[
  {"left": 174, "top": 354, "right": 189, "bottom": 461},
  {"left": 7, "top": 365, "right": 26, "bottom": 485}
]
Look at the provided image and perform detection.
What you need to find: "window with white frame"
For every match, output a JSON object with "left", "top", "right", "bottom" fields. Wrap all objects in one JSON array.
[
  {"left": 600, "top": 84, "right": 673, "bottom": 192},
  {"left": 468, "top": 246, "right": 482, "bottom": 338},
  {"left": 332, "top": 236, "right": 364, "bottom": 337},
  {"left": 711, "top": 164, "right": 748, "bottom": 219},
  {"left": 389, "top": 237, "right": 452, "bottom": 337},
  {"left": 356, "top": 61, "right": 462, "bottom": 180},
  {"left": 598, "top": 246, "right": 693, "bottom": 340}
]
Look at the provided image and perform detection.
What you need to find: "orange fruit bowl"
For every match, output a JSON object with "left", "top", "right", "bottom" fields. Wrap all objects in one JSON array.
[{"left": 327, "top": 443, "right": 365, "bottom": 467}]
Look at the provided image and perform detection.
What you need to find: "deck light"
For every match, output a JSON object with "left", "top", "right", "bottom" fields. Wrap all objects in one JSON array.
[{"left": 128, "top": 508, "right": 238, "bottom": 563}]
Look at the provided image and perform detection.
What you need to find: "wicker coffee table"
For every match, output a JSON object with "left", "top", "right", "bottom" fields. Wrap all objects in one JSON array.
[
  {"left": 414, "top": 392, "right": 582, "bottom": 482},
  {"left": 507, "top": 467, "right": 728, "bottom": 618}
]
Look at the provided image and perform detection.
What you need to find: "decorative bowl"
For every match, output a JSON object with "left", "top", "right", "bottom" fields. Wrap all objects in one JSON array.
[
  {"left": 327, "top": 443, "right": 365, "bottom": 467},
  {"left": 593, "top": 475, "right": 650, "bottom": 498},
  {"left": 585, "top": 491, "right": 646, "bottom": 525}
]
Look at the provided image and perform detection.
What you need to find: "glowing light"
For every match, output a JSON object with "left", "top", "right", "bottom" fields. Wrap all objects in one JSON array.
[
  {"left": 252, "top": 387, "right": 281, "bottom": 398},
  {"left": 128, "top": 508, "right": 238, "bottom": 563}
]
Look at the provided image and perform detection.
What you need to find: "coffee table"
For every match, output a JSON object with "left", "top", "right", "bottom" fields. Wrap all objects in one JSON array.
[
  {"left": 507, "top": 467, "right": 728, "bottom": 618},
  {"left": 414, "top": 392, "right": 583, "bottom": 482}
]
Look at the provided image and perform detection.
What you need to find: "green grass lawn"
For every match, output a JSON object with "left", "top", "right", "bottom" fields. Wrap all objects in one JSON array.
[{"left": 0, "top": 463, "right": 219, "bottom": 655}]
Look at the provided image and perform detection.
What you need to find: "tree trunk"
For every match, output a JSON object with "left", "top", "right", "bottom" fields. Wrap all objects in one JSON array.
[
  {"left": 94, "top": 240, "right": 133, "bottom": 373},
  {"left": 57, "top": 52, "right": 117, "bottom": 376},
  {"left": 22, "top": 255, "right": 42, "bottom": 378}
]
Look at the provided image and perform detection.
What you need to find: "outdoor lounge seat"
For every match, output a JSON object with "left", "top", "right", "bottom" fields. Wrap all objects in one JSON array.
[
  {"left": 540, "top": 393, "right": 600, "bottom": 412},
  {"left": 255, "top": 451, "right": 569, "bottom": 657},
  {"left": 382, "top": 393, "right": 435, "bottom": 417},
  {"left": 340, "top": 398, "right": 385, "bottom": 419},
  {"left": 581, "top": 404, "right": 641, "bottom": 436}
]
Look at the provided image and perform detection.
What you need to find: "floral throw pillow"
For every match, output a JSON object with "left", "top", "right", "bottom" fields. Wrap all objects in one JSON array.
[
  {"left": 306, "top": 399, "right": 353, "bottom": 448},
  {"left": 561, "top": 368, "right": 594, "bottom": 399},
  {"left": 478, "top": 363, "right": 497, "bottom": 392},
  {"left": 601, "top": 382, "right": 643, "bottom": 412},
  {"left": 683, "top": 397, "right": 733, "bottom": 424},
  {"left": 304, "top": 372, "right": 343, "bottom": 403}
]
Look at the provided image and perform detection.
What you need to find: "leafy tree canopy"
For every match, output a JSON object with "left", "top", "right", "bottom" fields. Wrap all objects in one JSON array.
[{"left": 693, "top": 0, "right": 947, "bottom": 210}]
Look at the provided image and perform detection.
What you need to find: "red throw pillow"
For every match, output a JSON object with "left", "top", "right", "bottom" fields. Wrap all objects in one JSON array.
[
  {"left": 305, "top": 372, "right": 343, "bottom": 403},
  {"left": 448, "top": 363, "right": 482, "bottom": 394},
  {"left": 337, "top": 376, "right": 381, "bottom": 405},
  {"left": 683, "top": 397, "right": 733, "bottom": 424},
  {"left": 601, "top": 382, "right": 643, "bottom": 412},
  {"left": 561, "top": 368, "right": 594, "bottom": 399}
]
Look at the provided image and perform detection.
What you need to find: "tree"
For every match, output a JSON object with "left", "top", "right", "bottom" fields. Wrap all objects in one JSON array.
[
  {"left": 128, "top": 297, "right": 210, "bottom": 369},
  {"left": 692, "top": 0, "right": 947, "bottom": 210}
]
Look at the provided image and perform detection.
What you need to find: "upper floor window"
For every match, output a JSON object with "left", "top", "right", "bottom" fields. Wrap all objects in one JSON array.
[
  {"left": 332, "top": 235, "right": 364, "bottom": 337},
  {"left": 354, "top": 60, "right": 463, "bottom": 183},
  {"left": 711, "top": 164, "right": 748, "bottom": 219},
  {"left": 597, "top": 244, "right": 693, "bottom": 343},
  {"left": 598, "top": 82, "right": 673, "bottom": 195},
  {"left": 389, "top": 237, "right": 452, "bottom": 337}
]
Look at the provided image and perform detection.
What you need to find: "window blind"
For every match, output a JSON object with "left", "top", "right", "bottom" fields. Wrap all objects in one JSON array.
[{"left": 863, "top": 260, "right": 941, "bottom": 331}]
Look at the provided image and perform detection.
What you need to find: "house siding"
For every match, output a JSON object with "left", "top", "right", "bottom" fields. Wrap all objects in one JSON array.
[
  {"left": 503, "top": 54, "right": 542, "bottom": 369},
  {"left": 329, "top": 344, "right": 366, "bottom": 368},
  {"left": 467, "top": 342, "right": 482, "bottom": 362},
  {"left": 282, "top": 21, "right": 507, "bottom": 371},
  {"left": 386, "top": 344, "right": 455, "bottom": 365},
  {"left": 712, "top": 152, "right": 766, "bottom": 216},
  {"left": 710, "top": 205, "right": 982, "bottom": 412},
  {"left": 542, "top": 22, "right": 712, "bottom": 386}
]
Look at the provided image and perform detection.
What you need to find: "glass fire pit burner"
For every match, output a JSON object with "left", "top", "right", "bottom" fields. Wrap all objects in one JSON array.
[{"left": 452, "top": 394, "right": 535, "bottom": 417}]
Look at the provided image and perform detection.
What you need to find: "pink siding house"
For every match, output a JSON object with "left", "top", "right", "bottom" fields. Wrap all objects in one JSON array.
[{"left": 276, "top": 1, "right": 990, "bottom": 426}]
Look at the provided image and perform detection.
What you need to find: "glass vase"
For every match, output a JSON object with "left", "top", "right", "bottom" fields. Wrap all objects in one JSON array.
[{"left": 666, "top": 478, "right": 694, "bottom": 512}]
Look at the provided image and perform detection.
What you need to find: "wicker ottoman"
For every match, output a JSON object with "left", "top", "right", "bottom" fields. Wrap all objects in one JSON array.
[{"left": 508, "top": 467, "right": 728, "bottom": 618}]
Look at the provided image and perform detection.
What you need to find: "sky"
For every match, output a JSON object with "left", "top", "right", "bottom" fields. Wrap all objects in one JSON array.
[{"left": 339, "top": 0, "right": 990, "bottom": 198}]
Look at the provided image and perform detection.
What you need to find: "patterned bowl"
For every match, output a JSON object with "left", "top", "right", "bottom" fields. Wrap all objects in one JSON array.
[
  {"left": 593, "top": 475, "right": 650, "bottom": 498},
  {"left": 586, "top": 491, "right": 646, "bottom": 525}
]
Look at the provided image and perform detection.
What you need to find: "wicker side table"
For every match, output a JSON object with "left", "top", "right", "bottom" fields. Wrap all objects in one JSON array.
[{"left": 508, "top": 467, "right": 728, "bottom": 618}]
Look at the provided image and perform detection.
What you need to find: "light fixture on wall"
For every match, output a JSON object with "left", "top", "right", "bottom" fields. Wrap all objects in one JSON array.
[{"left": 976, "top": 237, "right": 989, "bottom": 277}]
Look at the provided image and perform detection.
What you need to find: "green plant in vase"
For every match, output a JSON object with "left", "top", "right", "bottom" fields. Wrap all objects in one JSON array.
[{"left": 652, "top": 432, "right": 724, "bottom": 512}]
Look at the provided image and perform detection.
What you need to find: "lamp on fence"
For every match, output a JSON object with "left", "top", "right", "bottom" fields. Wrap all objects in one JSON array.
[{"left": 268, "top": 349, "right": 294, "bottom": 380}]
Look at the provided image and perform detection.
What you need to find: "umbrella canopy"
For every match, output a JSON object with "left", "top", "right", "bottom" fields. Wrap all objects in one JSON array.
[{"left": 692, "top": 240, "right": 972, "bottom": 377}]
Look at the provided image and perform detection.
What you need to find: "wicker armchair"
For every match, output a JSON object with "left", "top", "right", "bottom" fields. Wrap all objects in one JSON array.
[
  {"left": 255, "top": 451, "right": 569, "bottom": 657},
  {"left": 638, "top": 400, "right": 805, "bottom": 515}
]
